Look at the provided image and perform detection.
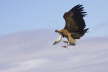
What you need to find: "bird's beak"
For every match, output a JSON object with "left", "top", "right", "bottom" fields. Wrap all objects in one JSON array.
[{"left": 55, "top": 30, "right": 58, "bottom": 32}]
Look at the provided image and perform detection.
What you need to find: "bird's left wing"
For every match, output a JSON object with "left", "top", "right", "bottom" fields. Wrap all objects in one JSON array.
[{"left": 63, "top": 9, "right": 78, "bottom": 32}]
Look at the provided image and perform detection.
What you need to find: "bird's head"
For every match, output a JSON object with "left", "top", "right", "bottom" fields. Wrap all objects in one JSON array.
[
  {"left": 55, "top": 29, "right": 64, "bottom": 35},
  {"left": 55, "top": 29, "right": 63, "bottom": 37}
]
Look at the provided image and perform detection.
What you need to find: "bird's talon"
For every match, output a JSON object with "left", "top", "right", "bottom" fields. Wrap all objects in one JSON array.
[
  {"left": 62, "top": 46, "right": 68, "bottom": 48},
  {"left": 53, "top": 42, "right": 57, "bottom": 45},
  {"left": 63, "top": 41, "right": 68, "bottom": 43},
  {"left": 69, "top": 43, "right": 76, "bottom": 46}
]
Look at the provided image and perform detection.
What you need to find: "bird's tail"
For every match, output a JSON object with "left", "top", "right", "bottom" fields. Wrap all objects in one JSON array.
[
  {"left": 72, "top": 28, "right": 89, "bottom": 39},
  {"left": 80, "top": 28, "right": 89, "bottom": 37}
]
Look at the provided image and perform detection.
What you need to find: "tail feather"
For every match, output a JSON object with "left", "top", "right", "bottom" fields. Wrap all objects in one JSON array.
[
  {"left": 80, "top": 28, "right": 89, "bottom": 37},
  {"left": 72, "top": 28, "right": 89, "bottom": 39}
]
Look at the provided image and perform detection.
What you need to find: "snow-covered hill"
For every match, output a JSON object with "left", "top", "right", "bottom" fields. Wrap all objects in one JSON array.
[{"left": 0, "top": 30, "right": 108, "bottom": 72}]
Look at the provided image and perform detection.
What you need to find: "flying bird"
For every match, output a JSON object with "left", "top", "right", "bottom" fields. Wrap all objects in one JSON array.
[{"left": 53, "top": 4, "right": 88, "bottom": 47}]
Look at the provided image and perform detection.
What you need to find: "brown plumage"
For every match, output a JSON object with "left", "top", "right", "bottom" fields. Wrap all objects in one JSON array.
[{"left": 53, "top": 4, "right": 88, "bottom": 46}]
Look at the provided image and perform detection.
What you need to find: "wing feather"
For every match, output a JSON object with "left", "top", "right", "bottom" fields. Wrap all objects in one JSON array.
[{"left": 63, "top": 4, "right": 88, "bottom": 39}]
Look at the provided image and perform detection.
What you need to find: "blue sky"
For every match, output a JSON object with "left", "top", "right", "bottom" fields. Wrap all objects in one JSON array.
[{"left": 0, "top": 0, "right": 108, "bottom": 37}]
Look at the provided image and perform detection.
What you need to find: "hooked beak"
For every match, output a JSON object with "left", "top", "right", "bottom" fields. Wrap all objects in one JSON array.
[{"left": 55, "top": 29, "right": 58, "bottom": 32}]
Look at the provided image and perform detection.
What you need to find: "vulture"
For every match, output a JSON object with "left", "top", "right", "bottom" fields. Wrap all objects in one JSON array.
[{"left": 53, "top": 4, "right": 88, "bottom": 47}]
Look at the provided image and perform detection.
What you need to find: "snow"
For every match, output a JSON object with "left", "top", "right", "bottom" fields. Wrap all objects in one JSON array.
[{"left": 0, "top": 30, "right": 108, "bottom": 72}]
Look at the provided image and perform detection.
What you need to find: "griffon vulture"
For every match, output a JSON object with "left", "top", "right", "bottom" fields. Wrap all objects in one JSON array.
[{"left": 53, "top": 4, "right": 88, "bottom": 47}]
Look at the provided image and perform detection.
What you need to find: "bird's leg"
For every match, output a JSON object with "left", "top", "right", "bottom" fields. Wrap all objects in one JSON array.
[
  {"left": 66, "top": 42, "right": 69, "bottom": 48},
  {"left": 67, "top": 33, "right": 76, "bottom": 46},
  {"left": 62, "top": 43, "right": 68, "bottom": 48},
  {"left": 62, "top": 41, "right": 69, "bottom": 48},
  {"left": 53, "top": 33, "right": 62, "bottom": 45}
]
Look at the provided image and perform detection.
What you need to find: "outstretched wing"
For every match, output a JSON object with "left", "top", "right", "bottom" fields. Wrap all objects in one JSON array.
[{"left": 63, "top": 4, "right": 88, "bottom": 39}]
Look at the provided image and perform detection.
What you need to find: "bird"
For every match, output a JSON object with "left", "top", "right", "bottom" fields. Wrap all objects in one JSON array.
[{"left": 53, "top": 4, "right": 89, "bottom": 47}]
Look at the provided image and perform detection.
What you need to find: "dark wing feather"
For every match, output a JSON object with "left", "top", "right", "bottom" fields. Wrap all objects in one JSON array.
[{"left": 63, "top": 4, "right": 88, "bottom": 39}]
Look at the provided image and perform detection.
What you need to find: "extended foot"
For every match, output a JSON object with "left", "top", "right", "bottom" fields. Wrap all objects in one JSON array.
[
  {"left": 61, "top": 46, "right": 68, "bottom": 48},
  {"left": 69, "top": 43, "right": 76, "bottom": 46},
  {"left": 63, "top": 41, "right": 68, "bottom": 43},
  {"left": 53, "top": 41, "right": 58, "bottom": 45}
]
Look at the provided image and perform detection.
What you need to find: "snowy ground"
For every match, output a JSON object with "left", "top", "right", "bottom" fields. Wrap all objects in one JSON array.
[{"left": 0, "top": 30, "right": 108, "bottom": 72}]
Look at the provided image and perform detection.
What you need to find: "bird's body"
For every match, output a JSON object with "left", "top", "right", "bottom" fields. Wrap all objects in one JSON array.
[{"left": 53, "top": 4, "right": 88, "bottom": 47}]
